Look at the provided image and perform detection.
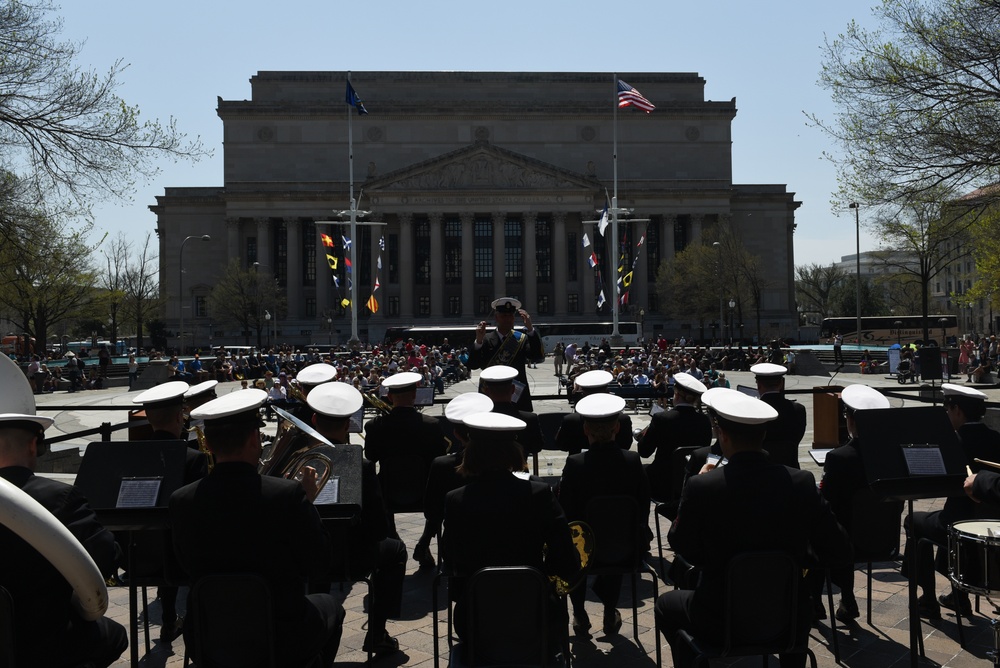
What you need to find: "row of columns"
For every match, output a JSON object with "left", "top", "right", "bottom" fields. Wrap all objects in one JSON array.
[{"left": 223, "top": 211, "right": 715, "bottom": 321}]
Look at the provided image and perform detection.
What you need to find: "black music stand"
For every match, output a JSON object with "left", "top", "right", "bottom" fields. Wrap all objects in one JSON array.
[
  {"left": 855, "top": 407, "right": 966, "bottom": 668},
  {"left": 76, "top": 440, "right": 189, "bottom": 668},
  {"left": 314, "top": 443, "right": 364, "bottom": 521}
]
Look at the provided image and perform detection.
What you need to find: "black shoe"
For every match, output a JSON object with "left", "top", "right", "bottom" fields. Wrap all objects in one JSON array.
[
  {"left": 916, "top": 596, "right": 941, "bottom": 620},
  {"left": 362, "top": 630, "right": 400, "bottom": 656},
  {"left": 603, "top": 609, "right": 622, "bottom": 636},
  {"left": 572, "top": 610, "right": 591, "bottom": 638},
  {"left": 939, "top": 591, "right": 973, "bottom": 617},
  {"left": 835, "top": 598, "right": 860, "bottom": 623},
  {"left": 413, "top": 542, "right": 435, "bottom": 570},
  {"left": 159, "top": 617, "right": 183, "bottom": 643}
]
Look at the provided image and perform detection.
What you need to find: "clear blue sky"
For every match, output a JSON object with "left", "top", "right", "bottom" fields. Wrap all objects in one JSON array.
[{"left": 54, "top": 0, "right": 883, "bottom": 267}]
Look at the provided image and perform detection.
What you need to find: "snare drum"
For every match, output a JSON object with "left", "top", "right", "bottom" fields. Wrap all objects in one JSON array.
[{"left": 949, "top": 520, "right": 1000, "bottom": 595}]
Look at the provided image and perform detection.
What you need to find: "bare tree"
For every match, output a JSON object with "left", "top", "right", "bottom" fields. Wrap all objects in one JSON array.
[
  {"left": 208, "top": 260, "right": 283, "bottom": 348},
  {"left": 795, "top": 263, "right": 846, "bottom": 323},
  {"left": 121, "top": 232, "right": 160, "bottom": 352},
  {"left": 0, "top": 0, "right": 206, "bottom": 219}
]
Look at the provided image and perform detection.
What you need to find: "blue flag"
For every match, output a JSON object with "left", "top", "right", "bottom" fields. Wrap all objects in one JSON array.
[{"left": 346, "top": 81, "right": 368, "bottom": 115}]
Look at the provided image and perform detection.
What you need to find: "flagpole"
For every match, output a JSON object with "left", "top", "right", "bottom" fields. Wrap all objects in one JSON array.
[
  {"left": 611, "top": 73, "right": 621, "bottom": 344},
  {"left": 346, "top": 72, "right": 360, "bottom": 347}
]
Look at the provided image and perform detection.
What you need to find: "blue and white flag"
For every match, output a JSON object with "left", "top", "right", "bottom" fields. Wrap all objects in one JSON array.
[
  {"left": 598, "top": 203, "right": 609, "bottom": 236},
  {"left": 346, "top": 81, "right": 368, "bottom": 115},
  {"left": 342, "top": 235, "right": 352, "bottom": 251},
  {"left": 597, "top": 289, "right": 606, "bottom": 308}
]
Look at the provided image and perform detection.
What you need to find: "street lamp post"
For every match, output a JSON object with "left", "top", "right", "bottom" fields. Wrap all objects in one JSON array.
[
  {"left": 327, "top": 317, "right": 333, "bottom": 346},
  {"left": 253, "top": 262, "right": 278, "bottom": 350},
  {"left": 729, "top": 298, "right": 736, "bottom": 345},
  {"left": 848, "top": 203, "right": 862, "bottom": 347},
  {"left": 179, "top": 234, "right": 211, "bottom": 355},
  {"left": 894, "top": 320, "right": 903, "bottom": 347},
  {"left": 265, "top": 311, "right": 272, "bottom": 349}
]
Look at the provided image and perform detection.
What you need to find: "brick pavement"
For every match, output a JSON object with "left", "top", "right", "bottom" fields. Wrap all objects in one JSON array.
[{"left": 30, "top": 364, "right": 1000, "bottom": 667}]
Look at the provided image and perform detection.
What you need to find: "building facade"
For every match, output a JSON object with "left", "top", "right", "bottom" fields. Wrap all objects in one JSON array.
[{"left": 152, "top": 71, "right": 801, "bottom": 349}]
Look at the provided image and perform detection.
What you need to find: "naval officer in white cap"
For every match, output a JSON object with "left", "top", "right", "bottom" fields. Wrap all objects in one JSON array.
[
  {"left": 655, "top": 390, "right": 850, "bottom": 668},
  {"left": 170, "top": 389, "right": 345, "bottom": 666},
  {"left": 468, "top": 296, "right": 545, "bottom": 411},
  {"left": 905, "top": 382, "right": 1000, "bottom": 619},
  {"left": 559, "top": 393, "right": 652, "bottom": 639},
  {"left": 751, "top": 362, "right": 807, "bottom": 469},
  {"left": 554, "top": 369, "right": 633, "bottom": 455},
  {"left": 479, "top": 365, "right": 546, "bottom": 462},
  {"left": 0, "top": 355, "right": 127, "bottom": 668},
  {"left": 443, "top": 411, "right": 579, "bottom": 653}
]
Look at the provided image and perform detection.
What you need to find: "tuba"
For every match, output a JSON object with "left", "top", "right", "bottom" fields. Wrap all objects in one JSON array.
[{"left": 259, "top": 407, "right": 340, "bottom": 499}]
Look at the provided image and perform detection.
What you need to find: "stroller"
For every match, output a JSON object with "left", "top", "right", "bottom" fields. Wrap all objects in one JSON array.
[{"left": 897, "top": 356, "right": 915, "bottom": 384}]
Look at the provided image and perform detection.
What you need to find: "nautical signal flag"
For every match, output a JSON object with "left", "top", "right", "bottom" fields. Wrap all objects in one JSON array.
[
  {"left": 582, "top": 233, "right": 591, "bottom": 249},
  {"left": 379, "top": 236, "right": 385, "bottom": 251},
  {"left": 588, "top": 252, "right": 598, "bottom": 269},
  {"left": 623, "top": 271, "right": 633, "bottom": 288},
  {"left": 344, "top": 257, "right": 352, "bottom": 273},
  {"left": 342, "top": 235, "right": 352, "bottom": 251},
  {"left": 326, "top": 254, "right": 338, "bottom": 270},
  {"left": 597, "top": 289, "right": 606, "bottom": 308},
  {"left": 345, "top": 81, "right": 368, "bottom": 115},
  {"left": 341, "top": 298, "right": 351, "bottom": 308},
  {"left": 617, "top": 79, "right": 655, "bottom": 113},
  {"left": 598, "top": 203, "right": 609, "bottom": 236},
  {"left": 367, "top": 294, "right": 379, "bottom": 313},
  {"left": 321, "top": 233, "right": 334, "bottom": 247}
]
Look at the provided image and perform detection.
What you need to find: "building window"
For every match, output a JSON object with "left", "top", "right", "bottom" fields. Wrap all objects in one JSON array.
[
  {"left": 568, "top": 233, "right": 577, "bottom": 281},
  {"left": 646, "top": 221, "right": 660, "bottom": 281},
  {"left": 505, "top": 219, "right": 523, "bottom": 279},
  {"left": 536, "top": 218, "right": 551, "bottom": 283},
  {"left": 537, "top": 295, "right": 549, "bottom": 314},
  {"left": 305, "top": 297, "right": 316, "bottom": 318},
  {"left": 418, "top": 296, "right": 430, "bottom": 315},
  {"left": 648, "top": 293, "right": 658, "bottom": 313},
  {"left": 415, "top": 219, "right": 431, "bottom": 284},
  {"left": 195, "top": 296, "right": 207, "bottom": 317},
  {"left": 445, "top": 219, "right": 462, "bottom": 284},
  {"left": 474, "top": 219, "right": 492, "bottom": 284},
  {"left": 449, "top": 295, "right": 461, "bottom": 315},
  {"left": 247, "top": 236, "right": 257, "bottom": 266},
  {"left": 387, "top": 296, "right": 400, "bottom": 316},
  {"left": 568, "top": 293, "right": 579, "bottom": 313},
  {"left": 478, "top": 295, "right": 490, "bottom": 315},
  {"left": 303, "top": 222, "right": 316, "bottom": 286},
  {"left": 387, "top": 235, "right": 399, "bottom": 283}
]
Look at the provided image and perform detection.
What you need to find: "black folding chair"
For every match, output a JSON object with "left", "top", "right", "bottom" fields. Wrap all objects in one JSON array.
[{"left": 0, "top": 586, "right": 14, "bottom": 668}]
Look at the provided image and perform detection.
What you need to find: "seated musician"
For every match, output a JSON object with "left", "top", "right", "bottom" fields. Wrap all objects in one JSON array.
[
  {"left": 169, "top": 389, "right": 345, "bottom": 667},
  {"left": 442, "top": 412, "right": 579, "bottom": 648},
  {"left": 554, "top": 370, "right": 633, "bottom": 455},
  {"left": 423, "top": 393, "right": 495, "bottom": 556},
  {"left": 904, "top": 383, "right": 1000, "bottom": 619},
  {"left": 655, "top": 389, "right": 850, "bottom": 668},
  {"left": 811, "top": 383, "right": 890, "bottom": 624},
  {"left": 307, "top": 382, "right": 405, "bottom": 657},
  {"left": 558, "top": 393, "right": 652, "bottom": 638},
  {"left": 0, "top": 366, "right": 127, "bottom": 668},
  {"left": 477, "top": 364, "right": 545, "bottom": 459},
  {"left": 132, "top": 380, "right": 208, "bottom": 643}
]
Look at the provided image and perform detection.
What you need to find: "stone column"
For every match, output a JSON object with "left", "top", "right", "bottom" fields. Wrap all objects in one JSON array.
[
  {"left": 492, "top": 212, "right": 506, "bottom": 298},
  {"left": 255, "top": 217, "right": 271, "bottom": 266},
  {"left": 523, "top": 213, "right": 537, "bottom": 314},
  {"left": 429, "top": 213, "right": 444, "bottom": 318},
  {"left": 286, "top": 219, "right": 301, "bottom": 319},
  {"left": 552, "top": 213, "right": 568, "bottom": 316},
  {"left": 226, "top": 217, "right": 241, "bottom": 263},
  {"left": 399, "top": 213, "right": 414, "bottom": 318},
  {"left": 461, "top": 213, "right": 474, "bottom": 317},
  {"left": 690, "top": 214, "right": 704, "bottom": 245},
  {"left": 663, "top": 214, "right": 676, "bottom": 262}
]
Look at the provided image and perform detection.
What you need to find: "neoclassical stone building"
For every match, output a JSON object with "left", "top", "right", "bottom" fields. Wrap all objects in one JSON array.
[{"left": 152, "top": 71, "right": 800, "bottom": 348}]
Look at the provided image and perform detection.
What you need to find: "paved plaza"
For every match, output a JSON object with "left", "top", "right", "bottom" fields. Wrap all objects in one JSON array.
[{"left": 29, "top": 364, "right": 1000, "bottom": 667}]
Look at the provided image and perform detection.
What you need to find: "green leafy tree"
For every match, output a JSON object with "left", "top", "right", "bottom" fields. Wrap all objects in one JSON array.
[
  {"left": 813, "top": 0, "right": 1000, "bottom": 207},
  {"left": 0, "top": 0, "right": 206, "bottom": 220},
  {"left": 829, "top": 276, "right": 887, "bottom": 320}
]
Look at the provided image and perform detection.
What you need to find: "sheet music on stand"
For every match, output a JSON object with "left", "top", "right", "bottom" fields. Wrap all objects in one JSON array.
[
  {"left": 313, "top": 476, "right": 340, "bottom": 505},
  {"left": 115, "top": 477, "right": 162, "bottom": 508},
  {"left": 901, "top": 444, "right": 947, "bottom": 476}
]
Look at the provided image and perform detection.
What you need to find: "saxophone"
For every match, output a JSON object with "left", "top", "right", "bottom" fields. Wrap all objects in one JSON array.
[{"left": 549, "top": 521, "right": 595, "bottom": 595}]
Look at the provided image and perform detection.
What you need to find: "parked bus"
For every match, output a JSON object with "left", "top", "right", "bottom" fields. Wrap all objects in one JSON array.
[
  {"left": 383, "top": 321, "right": 642, "bottom": 351},
  {"left": 819, "top": 315, "right": 959, "bottom": 346}
]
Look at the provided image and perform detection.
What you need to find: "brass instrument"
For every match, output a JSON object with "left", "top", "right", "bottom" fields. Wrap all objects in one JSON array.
[
  {"left": 286, "top": 379, "right": 308, "bottom": 403},
  {"left": 260, "top": 406, "right": 339, "bottom": 487},
  {"left": 549, "top": 520, "right": 595, "bottom": 595},
  {"left": 363, "top": 389, "right": 393, "bottom": 415},
  {"left": 186, "top": 422, "right": 214, "bottom": 472}
]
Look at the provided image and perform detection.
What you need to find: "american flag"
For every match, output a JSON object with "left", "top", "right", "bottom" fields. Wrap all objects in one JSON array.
[{"left": 617, "top": 80, "right": 655, "bottom": 113}]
